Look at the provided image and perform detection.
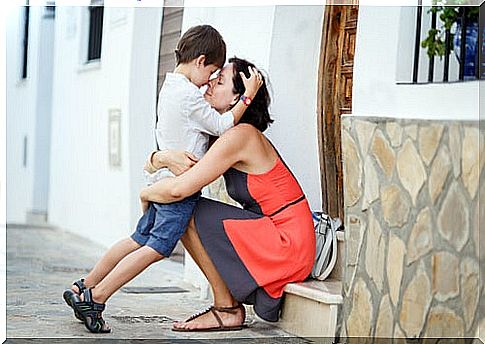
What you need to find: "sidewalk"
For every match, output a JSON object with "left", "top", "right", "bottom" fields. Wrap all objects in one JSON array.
[{"left": 6, "top": 224, "right": 296, "bottom": 342}]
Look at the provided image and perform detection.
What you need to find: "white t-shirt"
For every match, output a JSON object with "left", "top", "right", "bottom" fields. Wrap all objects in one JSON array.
[{"left": 144, "top": 72, "right": 234, "bottom": 185}]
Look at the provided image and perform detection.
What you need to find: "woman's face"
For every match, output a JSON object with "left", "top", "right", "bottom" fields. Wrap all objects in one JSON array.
[{"left": 204, "top": 63, "right": 239, "bottom": 113}]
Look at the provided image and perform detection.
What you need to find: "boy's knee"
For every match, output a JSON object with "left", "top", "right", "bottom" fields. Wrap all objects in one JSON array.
[
  {"left": 126, "top": 237, "right": 142, "bottom": 249},
  {"left": 143, "top": 246, "right": 165, "bottom": 262}
]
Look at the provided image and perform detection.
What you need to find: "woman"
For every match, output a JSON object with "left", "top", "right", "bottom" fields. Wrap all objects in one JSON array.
[{"left": 142, "top": 57, "right": 316, "bottom": 332}]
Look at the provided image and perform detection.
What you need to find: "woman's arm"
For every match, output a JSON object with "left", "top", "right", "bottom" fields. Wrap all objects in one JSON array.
[
  {"left": 144, "top": 150, "right": 198, "bottom": 176},
  {"left": 140, "top": 127, "right": 246, "bottom": 204}
]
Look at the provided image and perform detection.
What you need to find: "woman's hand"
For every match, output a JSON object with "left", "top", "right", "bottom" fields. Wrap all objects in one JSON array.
[
  {"left": 240, "top": 66, "right": 264, "bottom": 99},
  {"left": 144, "top": 150, "right": 198, "bottom": 176}
]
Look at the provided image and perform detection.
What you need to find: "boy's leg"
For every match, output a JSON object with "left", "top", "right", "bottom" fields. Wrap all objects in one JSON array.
[
  {"left": 73, "top": 237, "right": 141, "bottom": 293},
  {"left": 89, "top": 245, "right": 164, "bottom": 304},
  {"left": 72, "top": 203, "right": 157, "bottom": 293}
]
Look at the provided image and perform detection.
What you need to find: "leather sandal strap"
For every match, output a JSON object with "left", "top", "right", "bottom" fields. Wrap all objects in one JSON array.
[
  {"left": 209, "top": 307, "right": 225, "bottom": 329},
  {"left": 185, "top": 307, "right": 212, "bottom": 323},
  {"left": 212, "top": 303, "right": 243, "bottom": 314}
]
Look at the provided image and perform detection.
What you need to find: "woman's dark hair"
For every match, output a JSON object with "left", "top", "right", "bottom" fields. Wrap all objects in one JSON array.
[{"left": 229, "top": 57, "right": 273, "bottom": 132}]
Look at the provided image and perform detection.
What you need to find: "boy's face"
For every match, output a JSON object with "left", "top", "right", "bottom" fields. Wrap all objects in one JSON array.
[{"left": 193, "top": 63, "right": 220, "bottom": 88}]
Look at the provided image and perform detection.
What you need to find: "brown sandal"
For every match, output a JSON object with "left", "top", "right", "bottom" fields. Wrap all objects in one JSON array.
[{"left": 172, "top": 303, "right": 246, "bottom": 332}]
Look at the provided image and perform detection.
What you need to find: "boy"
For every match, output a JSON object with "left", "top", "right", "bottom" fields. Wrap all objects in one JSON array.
[{"left": 63, "top": 25, "right": 262, "bottom": 334}]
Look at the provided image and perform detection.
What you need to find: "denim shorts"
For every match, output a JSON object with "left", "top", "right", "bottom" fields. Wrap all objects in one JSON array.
[{"left": 130, "top": 192, "right": 200, "bottom": 257}]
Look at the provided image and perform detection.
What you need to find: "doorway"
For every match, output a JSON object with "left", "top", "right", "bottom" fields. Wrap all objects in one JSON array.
[{"left": 317, "top": 5, "right": 359, "bottom": 220}]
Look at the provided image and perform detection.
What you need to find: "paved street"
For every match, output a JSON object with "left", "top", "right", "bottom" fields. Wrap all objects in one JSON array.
[{"left": 6, "top": 224, "right": 304, "bottom": 343}]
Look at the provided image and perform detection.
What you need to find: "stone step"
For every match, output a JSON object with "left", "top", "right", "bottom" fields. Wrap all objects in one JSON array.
[{"left": 278, "top": 278, "right": 342, "bottom": 337}]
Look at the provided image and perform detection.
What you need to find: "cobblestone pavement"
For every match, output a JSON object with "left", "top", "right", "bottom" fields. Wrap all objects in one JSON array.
[{"left": 6, "top": 225, "right": 303, "bottom": 342}]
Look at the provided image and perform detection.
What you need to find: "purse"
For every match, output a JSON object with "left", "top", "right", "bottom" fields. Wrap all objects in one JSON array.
[{"left": 310, "top": 211, "right": 342, "bottom": 280}]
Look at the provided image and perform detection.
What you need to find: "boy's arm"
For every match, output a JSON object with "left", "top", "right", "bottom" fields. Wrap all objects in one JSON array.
[
  {"left": 190, "top": 67, "right": 263, "bottom": 136},
  {"left": 144, "top": 150, "right": 198, "bottom": 176}
]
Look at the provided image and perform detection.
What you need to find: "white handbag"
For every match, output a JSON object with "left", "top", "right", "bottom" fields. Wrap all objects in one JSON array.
[{"left": 311, "top": 211, "right": 342, "bottom": 280}]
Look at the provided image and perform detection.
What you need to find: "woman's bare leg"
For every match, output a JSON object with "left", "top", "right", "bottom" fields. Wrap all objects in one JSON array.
[
  {"left": 174, "top": 218, "right": 244, "bottom": 330},
  {"left": 72, "top": 237, "right": 141, "bottom": 293}
]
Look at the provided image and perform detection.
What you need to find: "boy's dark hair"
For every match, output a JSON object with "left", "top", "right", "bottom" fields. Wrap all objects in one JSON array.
[
  {"left": 229, "top": 57, "right": 274, "bottom": 132},
  {"left": 175, "top": 25, "right": 226, "bottom": 68}
]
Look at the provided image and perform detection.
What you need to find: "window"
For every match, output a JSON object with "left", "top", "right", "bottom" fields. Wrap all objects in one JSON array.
[
  {"left": 44, "top": 4, "right": 55, "bottom": 19},
  {"left": 21, "top": 3, "right": 30, "bottom": 79},
  {"left": 87, "top": 4, "right": 104, "bottom": 62},
  {"left": 397, "top": 3, "right": 484, "bottom": 83}
]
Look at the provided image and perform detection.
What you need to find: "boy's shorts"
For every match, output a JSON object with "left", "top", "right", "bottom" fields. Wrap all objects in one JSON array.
[{"left": 131, "top": 192, "right": 200, "bottom": 257}]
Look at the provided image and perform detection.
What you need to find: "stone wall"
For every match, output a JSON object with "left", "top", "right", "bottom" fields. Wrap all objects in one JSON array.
[{"left": 339, "top": 116, "right": 483, "bottom": 338}]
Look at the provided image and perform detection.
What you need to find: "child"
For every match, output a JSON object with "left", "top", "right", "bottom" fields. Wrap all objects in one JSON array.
[{"left": 63, "top": 25, "right": 262, "bottom": 334}]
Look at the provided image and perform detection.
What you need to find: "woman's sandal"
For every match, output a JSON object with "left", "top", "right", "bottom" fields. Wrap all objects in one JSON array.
[
  {"left": 72, "top": 288, "right": 111, "bottom": 334},
  {"left": 62, "top": 278, "right": 86, "bottom": 321},
  {"left": 172, "top": 303, "right": 246, "bottom": 332}
]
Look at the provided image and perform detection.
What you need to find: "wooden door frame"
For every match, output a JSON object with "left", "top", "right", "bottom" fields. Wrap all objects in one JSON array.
[{"left": 317, "top": 5, "right": 358, "bottom": 220}]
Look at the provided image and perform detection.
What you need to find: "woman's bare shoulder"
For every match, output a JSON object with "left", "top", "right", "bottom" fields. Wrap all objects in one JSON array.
[
  {"left": 213, "top": 124, "right": 260, "bottom": 155},
  {"left": 224, "top": 123, "right": 259, "bottom": 138}
]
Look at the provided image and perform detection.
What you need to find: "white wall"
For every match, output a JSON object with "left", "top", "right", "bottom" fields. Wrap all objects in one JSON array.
[
  {"left": 48, "top": 7, "right": 135, "bottom": 246},
  {"left": 127, "top": 7, "right": 163, "bottom": 232},
  {"left": 6, "top": 6, "right": 41, "bottom": 223},
  {"left": 266, "top": 6, "right": 324, "bottom": 211},
  {"left": 182, "top": 6, "right": 276, "bottom": 70},
  {"left": 353, "top": 6, "right": 480, "bottom": 120}
]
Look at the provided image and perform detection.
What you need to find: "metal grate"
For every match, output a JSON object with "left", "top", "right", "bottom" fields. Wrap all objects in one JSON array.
[
  {"left": 110, "top": 315, "right": 174, "bottom": 324},
  {"left": 121, "top": 286, "right": 189, "bottom": 294},
  {"left": 43, "top": 265, "right": 91, "bottom": 274}
]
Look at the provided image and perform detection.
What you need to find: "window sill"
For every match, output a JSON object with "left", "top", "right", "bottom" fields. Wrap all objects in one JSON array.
[
  {"left": 78, "top": 60, "right": 101, "bottom": 73},
  {"left": 16, "top": 78, "right": 29, "bottom": 87},
  {"left": 396, "top": 78, "right": 482, "bottom": 85}
]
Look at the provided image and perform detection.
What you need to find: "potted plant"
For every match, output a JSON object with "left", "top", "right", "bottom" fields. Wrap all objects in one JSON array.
[{"left": 420, "top": 0, "right": 480, "bottom": 78}]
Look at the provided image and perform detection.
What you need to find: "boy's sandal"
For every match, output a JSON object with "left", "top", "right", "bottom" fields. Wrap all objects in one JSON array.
[
  {"left": 63, "top": 278, "right": 87, "bottom": 321},
  {"left": 72, "top": 288, "right": 111, "bottom": 334},
  {"left": 172, "top": 303, "right": 246, "bottom": 332}
]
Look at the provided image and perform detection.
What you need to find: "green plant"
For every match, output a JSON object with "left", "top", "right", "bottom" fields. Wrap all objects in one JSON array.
[{"left": 420, "top": 0, "right": 479, "bottom": 59}]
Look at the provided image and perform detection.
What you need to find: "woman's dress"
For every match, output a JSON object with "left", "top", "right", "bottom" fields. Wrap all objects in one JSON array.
[{"left": 193, "top": 155, "right": 315, "bottom": 321}]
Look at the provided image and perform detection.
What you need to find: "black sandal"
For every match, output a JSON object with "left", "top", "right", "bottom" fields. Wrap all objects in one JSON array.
[
  {"left": 172, "top": 303, "right": 246, "bottom": 332},
  {"left": 72, "top": 288, "right": 111, "bottom": 333},
  {"left": 63, "top": 278, "right": 86, "bottom": 321}
]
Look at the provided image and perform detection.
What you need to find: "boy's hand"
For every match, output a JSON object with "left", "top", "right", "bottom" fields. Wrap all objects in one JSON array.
[
  {"left": 144, "top": 150, "right": 198, "bottom": 176},
  {"left": 240, "top": 66, "right": 263, "bottom": 99},
  {"left": 167, "top": 151, "right": 198, "bottom": 176}
]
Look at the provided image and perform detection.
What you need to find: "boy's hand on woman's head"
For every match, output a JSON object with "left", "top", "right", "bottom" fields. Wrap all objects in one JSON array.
[{"left": 241, "top": 66, "right": 263, "bottom": 99}]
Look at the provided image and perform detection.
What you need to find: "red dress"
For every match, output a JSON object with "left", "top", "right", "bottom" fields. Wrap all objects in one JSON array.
[{"left": 193, "top": 155, "right": 315, "bottom": 322}]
